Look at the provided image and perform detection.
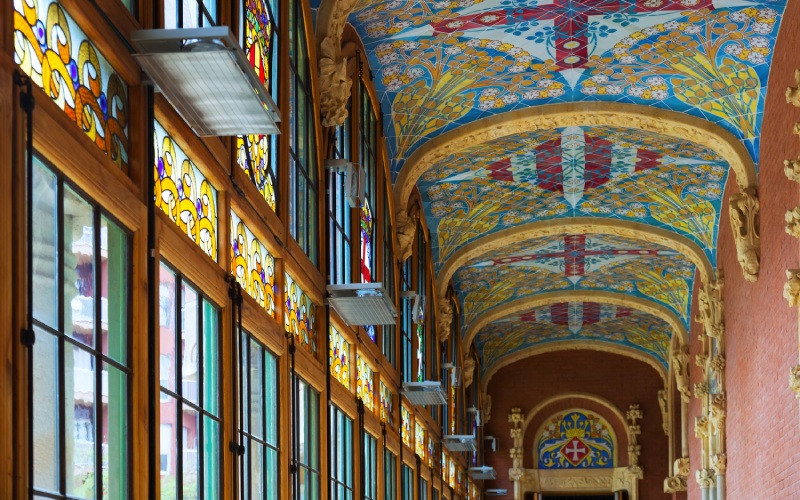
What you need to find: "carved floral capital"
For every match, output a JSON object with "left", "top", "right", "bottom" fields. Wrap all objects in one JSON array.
[
  {"left": 789, "top": 365, "right": 800, "bottom": 398},
  {"left": 784, "top": 270, "right": 800, "bottom": 307},
  {"left": 674, "top": 457, "right": 691, "bottom": 477},
  {"left": 664, "top": 475, "right": 688, "bottom": 493},
  {"left": 784, "top": 158, "right": 800, "bottom": 183},
  {"left": 696, "top": 468, "right": 716, "bottom": 488},
  {"left": 712, "top": 453, "right": 727, "bottom": 476},
  {"left": 786, "top": 69, "right": 800, "bottom": 107}
]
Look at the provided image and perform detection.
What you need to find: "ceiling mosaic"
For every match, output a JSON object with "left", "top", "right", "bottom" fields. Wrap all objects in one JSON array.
[
  {"left": 348, "top": 0, "right": 786, "bottom": 173},
  {"left": 418, "top": 125, "right": 728, "bottom": 266},
  {"left": 474, "top": 302, "right": 672, "bottom": 373},
  {"left": 453, "top": 233, "right": 695, "bottom": 333}
]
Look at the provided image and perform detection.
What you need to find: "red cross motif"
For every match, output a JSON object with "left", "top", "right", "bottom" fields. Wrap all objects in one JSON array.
[
  {"left": 490, "top": 235, "right": 672, "bottom": 281},
  {"left": 431, "top": 0, "right": 714, "bottom": 70},
  {"left": 561, "top": 437, "right": 590, "bottom": 465}
]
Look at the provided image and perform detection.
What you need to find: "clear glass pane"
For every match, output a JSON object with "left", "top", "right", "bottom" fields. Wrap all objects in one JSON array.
[
  {"left": 63, "top": 185, "right": 95, "bottom": 349},
  {"left": 250, "top": 441, "right": 263, "bottom": 499},
  {"left": 65, "top": 343, "right": 95, "bottom": 498},
  {"left": 159, "top": 264, "right": 177, "bottom": 392},
  {"left": 203, "top": 416, "right": 220, "bottom": 499},
  {"left": 102, "top": 216, "right": 127, "bottom": 363},
  {"left": 159, "top": 393, "right": 178, "bottom": 500},
  {"left": 181, "top": 284, "right": 199, "bottom": 405},
  {"left": 181, "top": 406, "right": 200, "bottom": 498},
  {"left": 103, "top": 363, "right": 128, "bottom": 500},
  {"left": 241, "top": 333, "right": 249, "bottom": 433},
  {"left": 202, "top": 299, "right": 218, "bottom": 415},
  {"left": 249, "top": 339, "right": 263, "bottom": 439},
  {"left": 32, "top": 327, "right": 59, "bottom": 492},
  {"left": 31, "top": 160, "right": 58, "bottom": 328},
  {"left": 164, "top": 0, "right": 177, "bottom": 28}
]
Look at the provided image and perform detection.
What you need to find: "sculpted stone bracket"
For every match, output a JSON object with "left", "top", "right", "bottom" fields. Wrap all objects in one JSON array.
[
  {"left": 315, "top": 0, "right": 358, "bottom": 127},
  {"left": 657, "top": 389, "right": 669, "bottom": 436},
  {"left": 664, "top": 457, "right": 690, "bottom": 493},
  {"left": 395, "top": 208, "right": 418, "bottom": 262},
  {"left": 729, "top": 188, "right": 760, "bottom": 282}
]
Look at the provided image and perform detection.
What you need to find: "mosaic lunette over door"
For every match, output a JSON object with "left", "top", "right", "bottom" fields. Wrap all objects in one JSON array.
[{"left": 537, "top": 410, "right": 615, "bottom": 469}]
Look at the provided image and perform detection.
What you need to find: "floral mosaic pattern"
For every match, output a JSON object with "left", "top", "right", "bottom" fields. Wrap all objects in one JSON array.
[
  {"left": 154, "top": 120, "right": 218, "bottom": 261},
  {"left": 14, "top": 0, "right": 129, "bottom": 169},
  {"left": 419, "top": 126, "right": 728, "bottom": 266},
  {"left": 537, "top": 410, "right": 614, "bottom": 469},
  {"left": 231, "top": 211, "right": 277, "bottom": 315},
  {"left": 475, "top": 303, "right": 672, "bottom": 373},
  {"left": 349, "top": 0, "right": 786, "bottom": 172},
  {"left": 455, "top": 233, "right": 695, "bottom": 331},
  {"left": 284, "top": 273, "right": 317, "bottom": 354},
  {"left": 329, "top": 325, "right": 350, "bottom": 390},
  {"left": 357, "top": 354, "right": 375, "bottom": 411}
]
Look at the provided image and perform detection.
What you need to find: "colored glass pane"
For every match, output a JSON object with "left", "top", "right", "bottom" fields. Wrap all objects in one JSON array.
[
  {"left": 415, "top": 422, "right": 425, "bottom": 459},
  {"left": 379, "top": 381, "right": 393, "bottom": 426},
  {"left": 416, "top": 323, "right": 424, "bottom": 382},
  {"left": 328, "top": 325, "right": 350, "bottom": 390},
  {"left": 357, "top": 355, "right": 374, "bottom": 411},
  {"left": 230, "top": 210, "right": 276, "bottom": 316},
  {"left": 360, "top": 199, "right": 373, "bottom": 283},
  {"left": 449, "top": 383, "right": 456, "bottom": 434},
  {"left": 14, "top": 0, "right": 130, "bottom": 169},
  {"left": 236, "top": 135, "right": 277, "bottom": 211},
  {"left": 154, "top": 120, "right": 218, "bottom": 261},
  {"left": 537, "top": 410, "right": 615, "bottom": 469},
  {"left": 365, "top": 324, "right": 376, "bottom": 343},
  {"left": 448, "top": 458, "right": 455, "bottom": 488},
  {"left": 401, "top": 406, "right": 411, "bottom": 448},
  {"left": 284, "top": 273, "right": 317, "bottom": 354},
  {"left": 427, "top": 436, "right": 435, "bottom": 468},
  {"left": 441, "top": 451, "right": 446, "bottom": 481}
]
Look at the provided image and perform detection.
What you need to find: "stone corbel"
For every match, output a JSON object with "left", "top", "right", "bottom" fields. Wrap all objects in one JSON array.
[
  {"left": 784, "top": 157, "right": 800, "bottom": 183},
  {"left": 664, "top": 475, "right": 688, "bottom": 493},
  {"left": 786, "top": 69, "right": 800, "bottom": 107},
  {"left": 316, "top": 0, "right": 358, "bottom": 127},
  {"left": 696, "top": 279, "right": 724, "bottom": 340},
  {"left": 694, "top": 415, "right": 710, "bottom": 440},
  {"left": 438, "top": 300, "right": 453, "bottom": 342},
  {"left": 783, "top": 269, "right": 800, "bottom": 307},
  {"left": 696, "top": 468, "right": 716, "bottom": 489},
  {"left": 657, "top": 389, "right": 669, "bottom": 436},
  {"left": 395, "top": 209, "right": 418, "bottom": 262},
  {"left": 728, "top": 188, "right": 760, "bottom": 282},
  {"left": 786, "top": 207, "right": 800, "bottom": 238},
  {"left": 675, "top": 457, "right": 691, "bottom": 477},
  {"left": 462, "top": 356, "right": 476, "bottom": 389},
  {"left": 789, "top": 365, "right": 800, "bottom": 398},
  {"left": 673, "top": 345, "right": 692, "bottom": 403}
]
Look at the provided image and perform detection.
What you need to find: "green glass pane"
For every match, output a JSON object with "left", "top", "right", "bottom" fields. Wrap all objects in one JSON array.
[
  {"left": 63, "top": 185, "right": 95, "bottom": 350},
  {"left": 102, "top": 216, "right": 128, "bottom": 364},
  {"left": 31, "top": 159, "right": 58, "bottom": 329},
  {"left": 202, "top": 299, "right": 219, "bottom": 416},
  {"left": 266, "top": 447, "right": 279, "bottom": 499},
  {"left": 32, "top": 327, "right": 59, "bottom": 492},
  {"left": 203, "top": 416, "right": 220, "bottom": 499},
  {"left": 103, "top": 362, "right": 128, "bottom": 500},
  {"left": 264, "top": 350, "right": 278, "bottom": 445}
]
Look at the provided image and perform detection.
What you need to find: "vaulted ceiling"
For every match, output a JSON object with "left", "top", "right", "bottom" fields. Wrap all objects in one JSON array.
[{"left": 341, "top": 0, "right": 786, "bottom": 380}]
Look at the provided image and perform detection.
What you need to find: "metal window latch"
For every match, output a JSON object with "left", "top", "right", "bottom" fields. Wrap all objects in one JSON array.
[
  {"left": 20, "top": 328, "right": 35, "bottom": 347},
  {"left": 229, "top": 441, "right": 245, "bottom": 456}
]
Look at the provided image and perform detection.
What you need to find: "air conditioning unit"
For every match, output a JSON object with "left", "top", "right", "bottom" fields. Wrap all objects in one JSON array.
[
  {"left": 325, "top": 159, "right": 364, "bottom": 207},
  {"left": 484, "top": 435, "right": 497, "bottom": 452},
  {"left": 443, "top": 434, "right": 477, "bottom": 452},
  {"left": 467, "top": 406, "right": 481, "bottom": 427},
  {"left": 486, "top": 488, "right": 508, "bottom": 496},
  {"left": 402, "top": 381, "right": 447, "bottom": 406},
  {"left": 468, "top": 466, "right": 496, "bottom": 480},
  {"left": 327, "top": 283, "right": 397, "bottom": 326},
  {"left": 132, "top": 27, "right": 280, "bottom": 136},
  {"left": 402, "top": 291, "right": 425, "bottom": 323}
]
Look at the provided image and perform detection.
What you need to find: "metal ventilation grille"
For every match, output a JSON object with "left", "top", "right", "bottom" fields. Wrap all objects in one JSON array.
[
  {"left": 443, "top": 435, "right": 478, "bottom": 452},
  {"left": 468, "top": 466, "right": 497, "bottom": 480},
  {"left": 327, "top": 283, "right": 397, "bottom": 326},
  {"left": 485, "top": 489, "right": 508, "bottom": 496},
  {"left": 132, "top": 27, "right": 280, "bottom": 137},
  {"left": 402, "top": 381, "right": 447, "bottom": 406}
]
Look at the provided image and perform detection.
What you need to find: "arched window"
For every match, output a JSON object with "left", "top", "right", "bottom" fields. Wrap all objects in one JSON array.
[
  {"left": 288, "top": 0, "right": 319, "bottom": 265},
  {"left": 237, "top": 0, "right": 280, "bottom": 212}
]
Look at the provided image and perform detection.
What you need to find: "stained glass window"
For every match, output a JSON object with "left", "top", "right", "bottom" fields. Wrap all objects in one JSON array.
[
  {"left": 327, "top": 115, "right": 352, "bottom": 285},
  {"left": 237, "top": 0, "right": 279, "bottom": 211},
  {"left": 14, "top": 0, "right": 130, "bottom": 169},
  {"left": 230, "top": 210, "right": 277, "bottom": 316},
  {"left": 448, "top": 458, "right": 456, "bottom": 488},
  {"left": 328, "top": 325, "right": 350, "bottom": 390},
  {"left": 358, "top": 79, "right": 378, "bottom": 285},
  {"left": 360, "top": 200, "right": 374, "bottom": 283},
  {"left": 415, "top": 422, "right": 425, "bottom": 460},
  {"left": 428, "top": 437, "right": 435, "bottom": 468},
  {"left": 284, "top": 273, "right": 317, "bottom": 354},
  {"left": 441, "top": 451, "right": 447, "bottom": 482},
  {"left": 379, "top": 381, "right": 393, "bottom": 426},
  {"left": 357, "top": 355, "right": 374, "bottom": 412},
  {"left": 29, "top": 159, "right": 130, "bottom": 498},
  {"left": 401, "top": 406, "right": 412, "bottom": 448},
  {"left": 154, "top": 119, "right": 218, "bottom": 261}
]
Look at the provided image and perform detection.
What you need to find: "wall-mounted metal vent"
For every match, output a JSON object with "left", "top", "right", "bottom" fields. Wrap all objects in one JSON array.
[
  {"left": 485, "top": 488, "right": 508, "bottom": 496},
  {"left": 327, "top": 283, "right": 397, "bottom": 326},
  {"left": 468, "top": 466, "right": 497, "bottom": 480},
  {"left": 402, "top": 381, "right": 447, "bottom": 406},
  {"left": 325, "top": 159, "right": 364, "bottom": 208},
  {"left": 132, "top": 27, "right": 280, "bottom": 137},
  {"left": 443, "top": 434, "right": 477, "bottom": 452},
  {"left": 484, "top": 435, "right": 497, "bottom": 452}
]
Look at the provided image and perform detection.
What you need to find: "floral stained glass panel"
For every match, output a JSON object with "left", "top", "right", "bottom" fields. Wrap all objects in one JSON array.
[
  {"left": 236, "top": 135, "right": 277, "bottom": 211},
  {"left": 401, "top": 406, "right": 411, "bottom": 448},
  {"left": 360, "top": 199, "right": 373, "bottom": 283},
  {"left": 357, "top": 355, "right": 374, "bottom": 411},
  {"left": 428, "top": 436, "right": 435, "bottom": 468},
  {"left": 449, "top": 458, "right": 455, "bottom": 488},
  {"left": 284, "top": 273, "right": 316, "bottom": 354},
  {"left": 379, "top": 381, "right": 393, "bottom": 426},
  {"left": 416, "top": 323, "right": 424, "bottom": 382},
  {"left": 14, "top": 0, "right": 130, "bottom": 169},
  {"left": 415, "top": 422, "right": 425, "bottom": 460},
  {"left": 154, "top": 120, "right": 218, "bottom": 261},
  {"left": 328, "top": 325, "right": 350, "bottom": 390},
  {"left": 230, "top": 210, "right": 276, "bottom": 316}
]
